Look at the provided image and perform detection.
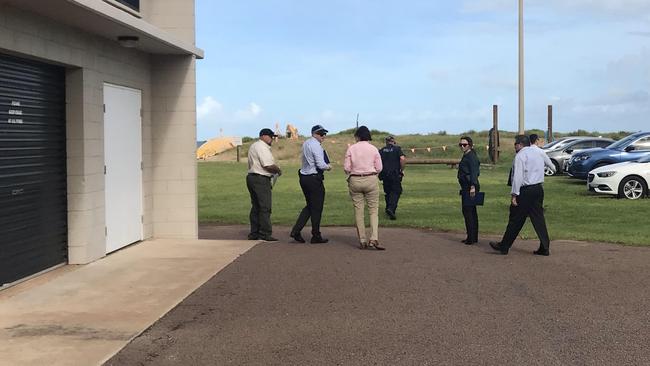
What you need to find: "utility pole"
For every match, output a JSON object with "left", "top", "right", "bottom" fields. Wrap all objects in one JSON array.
[
  {"left": 547, "top": 105, "right": 553, "bottom": 142},
  {"left": 518, "top": 0, "right": 525, "bottom": 135},
  {"left": 356, "top": 113, "right": 359, "bottom": 129}
]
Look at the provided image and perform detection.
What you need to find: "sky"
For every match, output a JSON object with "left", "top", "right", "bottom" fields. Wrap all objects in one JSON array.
[{"left": 195, "top": 0, "right": 650, "bottom": 140}]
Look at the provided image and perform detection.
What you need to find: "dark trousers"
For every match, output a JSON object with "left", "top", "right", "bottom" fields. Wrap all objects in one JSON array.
[
  {"left": 382, "top": 175, "right": 403, "bottom": 214},
  {"left": 500, "top": 184, "right": 550, "bottom": 251},
  {"left": 292, "top": 173, "right": 325, "bottom": 236},
  {"left": 246, "top": 174, "right": 273, "bottom": 237},
  {"left": 462, "top": 204, "right": 479, "bottom": 243}
]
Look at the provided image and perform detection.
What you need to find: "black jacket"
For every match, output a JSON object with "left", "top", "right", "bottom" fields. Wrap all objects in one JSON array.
[{"left": 457, "top": 149, "right": 480, "bottom": 191}]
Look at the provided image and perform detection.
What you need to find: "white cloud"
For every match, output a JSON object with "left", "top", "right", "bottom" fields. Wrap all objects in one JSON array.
[
  {"left": 197, "top": 96, "right": 222, "bottom": 120},
  {"left": 234, "top": 102, "right": 262, "bottom": 120}
]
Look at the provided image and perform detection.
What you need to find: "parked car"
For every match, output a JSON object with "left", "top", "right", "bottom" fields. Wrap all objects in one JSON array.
[
  {"left": 567, "top": 131, "right": 650, "bottom": 179},
  {"left": 542, "top": 137, "right": 573, "bottom": 150},
  {"left": 544, "top": 137, "right": 614, "bottom": 176},
  {"left": 588, "top": 154, "right": 650, "bottom": 199}
]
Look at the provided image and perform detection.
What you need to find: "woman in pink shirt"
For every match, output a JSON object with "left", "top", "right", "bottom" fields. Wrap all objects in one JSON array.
[{"left": 344, "top": 126, "right": 385, "bottom": 250}]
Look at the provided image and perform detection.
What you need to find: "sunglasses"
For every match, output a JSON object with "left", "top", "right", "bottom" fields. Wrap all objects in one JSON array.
[{"left": 458, "top": 143, "right": 469, "bottom": 147}]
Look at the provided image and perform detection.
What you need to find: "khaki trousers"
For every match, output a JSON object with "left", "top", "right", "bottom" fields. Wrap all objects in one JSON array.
[{"left": 348, "top": 175, "right": 380, "bottom": 243}]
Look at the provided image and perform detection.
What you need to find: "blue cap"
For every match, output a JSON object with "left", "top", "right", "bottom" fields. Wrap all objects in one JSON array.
[{"left": 311, "top": 125, "right": 328, "bottom": 135}]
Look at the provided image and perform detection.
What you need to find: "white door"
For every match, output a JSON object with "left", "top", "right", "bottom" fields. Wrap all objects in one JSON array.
[{"left": 103, "top": 83, "right": 143, "bottom": 253}]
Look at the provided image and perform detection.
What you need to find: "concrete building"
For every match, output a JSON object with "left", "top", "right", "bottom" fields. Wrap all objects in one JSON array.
[{"left": 0, "top": 0, "right": 203, "bottom": 286}]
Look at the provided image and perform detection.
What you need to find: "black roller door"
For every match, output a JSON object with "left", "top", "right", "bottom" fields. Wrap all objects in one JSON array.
[{"left": 0, "top": 53, "right": 67, "bottom": 286}]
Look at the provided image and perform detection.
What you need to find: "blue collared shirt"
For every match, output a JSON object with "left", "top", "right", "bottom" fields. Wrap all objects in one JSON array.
[{"left": 300, "top": 137, "right": 329, "bottom": 175}]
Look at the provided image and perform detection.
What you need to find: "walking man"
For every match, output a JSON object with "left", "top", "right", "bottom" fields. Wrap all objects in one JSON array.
[
  {"left": 530, "top": 133, "right": 556, "bottom": 175},
  {"left": 246, "top": 128, "right": 282, "bottom": 241},
  {"left": 379, "top": 135, "right": 405, "bottom": 220},
  {"left": 490, "top": 135, "right": 551, "bottom": 256},
  {"left": 290, "top": 125, "right": 331, "bottom": 244}
]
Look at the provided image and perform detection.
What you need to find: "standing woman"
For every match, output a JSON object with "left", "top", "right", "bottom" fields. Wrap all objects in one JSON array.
[
  {"left": 458, "top": 136, "right": 480, "bottom": 245},
  {"left": 344, "top": 126, "right": 385, "bottom": 250}
]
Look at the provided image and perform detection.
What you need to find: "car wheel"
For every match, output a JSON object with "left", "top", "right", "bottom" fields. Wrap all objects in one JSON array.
[
  {"left": 544, "top": 165, "right": 554, "bottom": 176},
  {"left": 618, "top": 176, "right": 647, "bottom": 200}
]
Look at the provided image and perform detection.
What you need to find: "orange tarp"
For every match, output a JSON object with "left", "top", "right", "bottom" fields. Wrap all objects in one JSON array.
[{"left": 196, "top": 137, "right": 237, "bottom": 159}]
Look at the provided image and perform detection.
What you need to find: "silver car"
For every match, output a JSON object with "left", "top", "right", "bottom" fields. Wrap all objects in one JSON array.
[{"left": 545, "top": 137, "right": 614, "bottom": 176}]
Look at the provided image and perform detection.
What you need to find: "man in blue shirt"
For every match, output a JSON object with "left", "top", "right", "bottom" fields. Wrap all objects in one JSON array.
[{"left": 290, "top": 125, "right": 331, "bottom": 244}]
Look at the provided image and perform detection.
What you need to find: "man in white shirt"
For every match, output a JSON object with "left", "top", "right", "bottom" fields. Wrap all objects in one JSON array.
[
  {"left": 247, "top": 128, "right": 282, "bottom": 241},
  {"left": 530, "top": 133, "right": 556, "bottom": 174},
  {"left": 490, "top": 135, "right": 551, "bottom": 256}
]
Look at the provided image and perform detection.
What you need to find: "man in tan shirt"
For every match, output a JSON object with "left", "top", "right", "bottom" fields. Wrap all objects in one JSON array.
[{"left": 247, "top": 128, "right": 282, "bottom": 241}]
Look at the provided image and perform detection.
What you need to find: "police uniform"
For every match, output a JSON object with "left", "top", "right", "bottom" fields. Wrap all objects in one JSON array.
[{"left": 379, "top": 138, "right": 404, "bottom": 219}]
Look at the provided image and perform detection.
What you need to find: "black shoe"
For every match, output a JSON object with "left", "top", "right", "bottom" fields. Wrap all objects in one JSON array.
[
  {"left": 259, "top": 236, "right": 278, "bottom": 242},
  {"left": 461, "top": 238, "right": 469, "bottom": 244},
  {"left": 464, "top": 240, "right": 477, "bottom": 245},
  {"left": 310, "top": 236, "right": 329, "bottom": 244},
  {"left": 489, "top": 241, "right": 508, "bottom": 255},
  {"left": 386, "top": 209, "right": 396, "bottom": 220},
  {"left": 247, "top": 233, "right": 259, "bottom": 240},
  {"left": 290, "top": 231, "right": 305, "bottom": 243},
  {"left": 533, "top": 249, "right": 550, "bottom": 256}
]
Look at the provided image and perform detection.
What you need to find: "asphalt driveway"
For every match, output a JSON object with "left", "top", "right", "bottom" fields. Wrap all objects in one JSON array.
[{"left": 106, "top": 225, "right": 650, "bottom": 365}]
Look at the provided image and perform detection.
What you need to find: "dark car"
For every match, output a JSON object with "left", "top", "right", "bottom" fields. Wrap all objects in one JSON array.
[{"left": 567, "top": 131, "right": 650, "bottom": 179}]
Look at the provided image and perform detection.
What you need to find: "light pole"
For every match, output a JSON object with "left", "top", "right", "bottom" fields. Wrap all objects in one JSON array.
[{"left": 518, "top": 0, "right": 525, "bottom": 134}]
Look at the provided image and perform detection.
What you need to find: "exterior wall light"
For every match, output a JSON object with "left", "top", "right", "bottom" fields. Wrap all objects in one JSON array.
[{"left": 117, "top": 35, "right": 139, "bottom": 48}]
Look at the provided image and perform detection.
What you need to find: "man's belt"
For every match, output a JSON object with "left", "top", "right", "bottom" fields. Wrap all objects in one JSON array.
[
  {"left": 248, "top": 173, "right": 271, "bottom": 179},
  {"left": 521, "top": 183, "right": 542, "bottom": 188}
]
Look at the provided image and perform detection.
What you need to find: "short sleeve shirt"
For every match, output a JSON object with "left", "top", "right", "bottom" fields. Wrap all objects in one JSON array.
[{"left": 248, "top": 139, "right": 275, "bottom": 176}]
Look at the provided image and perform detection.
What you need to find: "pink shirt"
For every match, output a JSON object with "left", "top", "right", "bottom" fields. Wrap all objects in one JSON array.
[{"left": 344, "top": 141, "right": 383, "bottom": 175}]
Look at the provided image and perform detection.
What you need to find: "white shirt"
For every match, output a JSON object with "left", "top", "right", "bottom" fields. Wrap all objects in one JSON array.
[
  {"left": 531, "top": 145, "right": 556, "bottom": 173},
  {"left": 511, "top": 146, "right": 546, "bottom": 196},
  {"left": 247, "top": 139, "right": 275, "bottom": 176}
]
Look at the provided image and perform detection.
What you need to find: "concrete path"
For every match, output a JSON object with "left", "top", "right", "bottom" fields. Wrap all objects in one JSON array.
[
  {"left": 107, "top": 225, "right": 650, "bottom": 366},
  {"left": 0, "top": 238, "right": 256, "bottom": 366}
]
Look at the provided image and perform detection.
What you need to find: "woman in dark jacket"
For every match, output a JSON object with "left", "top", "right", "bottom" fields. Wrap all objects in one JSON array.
[{"left": 457, "top": 136, "right": 480, "bottom": 245}]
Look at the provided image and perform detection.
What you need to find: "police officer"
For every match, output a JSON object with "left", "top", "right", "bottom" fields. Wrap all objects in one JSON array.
[{"left": 379, "top": 135, "right": 406, "bottom": 220}]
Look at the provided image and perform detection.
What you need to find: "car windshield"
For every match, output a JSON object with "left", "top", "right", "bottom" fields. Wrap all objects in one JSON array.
[
  {"left": 637, "top": 155, "right": 650, "bottom": 163},
  {"left": 551, "top": 138, "right": 579, "bottom": 150},
  {"left": 543, "top": 140, "right": 563, "bottom": 149},
  {"left": 607, "top": 136, "right": 637, "bottom": 150}
]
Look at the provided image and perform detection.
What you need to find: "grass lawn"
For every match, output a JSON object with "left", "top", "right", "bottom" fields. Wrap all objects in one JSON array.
[{"left": 199, "top": 161, "right": 650, "bottom": 246}]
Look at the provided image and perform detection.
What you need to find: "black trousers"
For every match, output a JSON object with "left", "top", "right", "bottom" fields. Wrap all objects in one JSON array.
[
  {"left": 382, "top": 175, "right": 403, "bottom": 214},
  {"left": 462, "top": 203, "right": 479, "bottom": 243},
  {"left": 292, "top": 173, "right": 325, "bottom": 236},
  {"left": 500, "top": 184, "right": 550, "bottom": 251},
  {"left": 246, "top": 174, "right": 273, "bottom": 237}
]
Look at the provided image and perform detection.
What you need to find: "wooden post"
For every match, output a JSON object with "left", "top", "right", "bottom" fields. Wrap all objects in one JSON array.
[
  {"left": 490, "top": 105, "right": 500, "bottom": 164},
  {"left": 547, "top": 105, "right": 553, "bottom": 142},
  {"left": 236, "top": 146, "right": 240, "bottom": 163}
]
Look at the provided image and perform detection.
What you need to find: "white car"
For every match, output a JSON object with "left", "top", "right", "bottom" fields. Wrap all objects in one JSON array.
[{"left": 588, "top": 155, "right": 650, "bottom": 199}]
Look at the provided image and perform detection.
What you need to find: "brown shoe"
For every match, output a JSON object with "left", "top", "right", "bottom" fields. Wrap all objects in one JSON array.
[
  {"left": 359, "top": 242, "right": 368, "bottom": 250},
  {"left": 369, "top": 240, "right": 386, "bottom": 251}
]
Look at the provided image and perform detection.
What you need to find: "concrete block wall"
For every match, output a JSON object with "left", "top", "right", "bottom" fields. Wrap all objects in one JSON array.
[
  {"left": 0, "top": 4, "right": 199, "bottom": 263},
  {"left": 151, "top": 56, "right": 198, "bottom": 239},
  {"left": 143, "top": 0, "right": 196, "bottom": 45}
]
